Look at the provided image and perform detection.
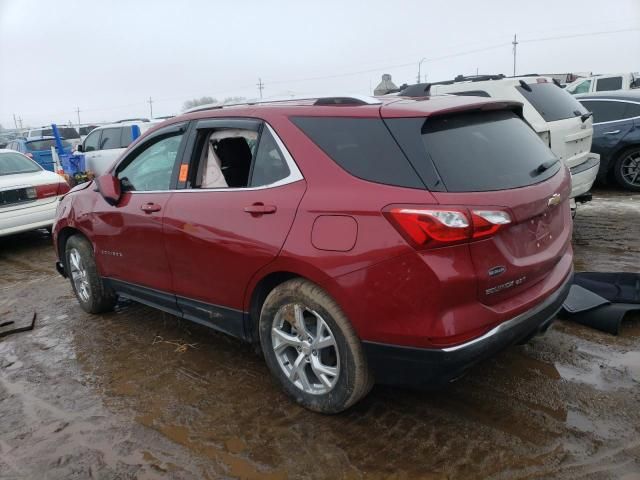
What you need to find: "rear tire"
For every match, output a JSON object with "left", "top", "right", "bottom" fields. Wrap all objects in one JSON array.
[
  {"left": 259, "top": 278, "right": 373, "bottom": 413},
  {"left": 65, "top": 235, "right": 116, "bottom": 314},
  {"left": 613, "top": 147, "right": 640, "bottom": 191}
]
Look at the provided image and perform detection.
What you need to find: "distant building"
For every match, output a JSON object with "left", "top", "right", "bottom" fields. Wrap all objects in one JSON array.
[{"left": 374, "top": 74, "right": 398, "bottom": 96}]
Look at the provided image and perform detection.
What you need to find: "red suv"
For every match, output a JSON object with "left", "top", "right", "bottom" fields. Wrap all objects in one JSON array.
[{"left": 53, "top": 95, "right": 573, "bottom": 413}]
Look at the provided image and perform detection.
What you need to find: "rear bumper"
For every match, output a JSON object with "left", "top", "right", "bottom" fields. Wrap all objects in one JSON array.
[
  {"left": 569, "top": 153, "right": 600, "bottom": 199},
  {"left": 362, "top": 268, "right": 573, "bottom": 387},
  {"left": 0, "top": 201, "right": 57, "bottom": 237}
]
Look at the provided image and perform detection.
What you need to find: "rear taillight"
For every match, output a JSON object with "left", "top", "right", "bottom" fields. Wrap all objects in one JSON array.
[
  {"left": 385, "top": 206, "right": 512, "bottom": 249},
  {"left": 32, "top": 182, "right": 70, "bottom": 199}
]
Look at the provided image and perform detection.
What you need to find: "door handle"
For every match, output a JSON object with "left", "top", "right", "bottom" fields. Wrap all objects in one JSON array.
[
  {"left": 244, "top": 203, "right": 277, "bottom": 215},
  {"left": 603, "top": 130, "right": 621, "bottom": 135},
  {"left": 140, "top": 203, "right": 162, "bottom": 213}
]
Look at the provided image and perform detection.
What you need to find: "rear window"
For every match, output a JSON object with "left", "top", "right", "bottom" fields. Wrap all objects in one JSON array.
[
  {"left": 26, "top": 139, "right": 71, "bottom": 151},
  {"left": 388, "top": 111, "right": 559, "bottom": 192},
  {"left": 42, "top": 127, "right": 80, "bottom": 139},
  {"left": 0, "top": 152, "right": 41, "bottom": 175},
  {"left": 515, "top": 82, "right": 586, "bottom": 122},
  {"left": 290, "top": 117, "right": 424, "bottom": 189}
]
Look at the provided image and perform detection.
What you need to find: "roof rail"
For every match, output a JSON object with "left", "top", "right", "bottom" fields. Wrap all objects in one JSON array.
[{"left": 184, "top": 94, "right": 382, "bottom": 113}]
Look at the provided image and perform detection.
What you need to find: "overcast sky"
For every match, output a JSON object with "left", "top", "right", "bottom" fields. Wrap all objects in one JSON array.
[{"left": 1, "top": 0, "right": 639, "bottom": 128}]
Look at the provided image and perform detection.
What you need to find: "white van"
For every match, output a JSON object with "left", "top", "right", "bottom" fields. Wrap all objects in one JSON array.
[
  {"left": 399, "top": 75, "right": 600, "bottom": 203},
  {"left": 78, "top": 121, "right": 157, "bottom": 175},
  {"left": 565, "top": 73, "right": 640, "bottom": 95}
]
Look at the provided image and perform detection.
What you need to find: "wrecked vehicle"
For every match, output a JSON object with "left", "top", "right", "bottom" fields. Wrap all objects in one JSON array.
[{"left": 53, "top": 94, "right": 573, "bottom": 413}]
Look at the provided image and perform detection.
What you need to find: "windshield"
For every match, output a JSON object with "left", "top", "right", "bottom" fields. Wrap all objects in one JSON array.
[
  {"left": 26, "top": 139, "right": 71, "bottom": 151},
  {"left": 0, "top": 152, "right": 42, "bottom": 175},
  {"left": 515, "top": 82, "right": 587, "bottom": 122}
]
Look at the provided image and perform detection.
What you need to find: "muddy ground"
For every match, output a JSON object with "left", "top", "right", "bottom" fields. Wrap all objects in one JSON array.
[{"left": 1, "top": 188, "right": 639, "bottom": 480}]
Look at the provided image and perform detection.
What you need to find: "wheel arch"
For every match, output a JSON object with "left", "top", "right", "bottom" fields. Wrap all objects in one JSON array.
[
  {"left": 244, "top": 262, "right": 344, "bottom": 345},
  {"left": 609, "top": 141, "right": 640, "bottom": 173}
]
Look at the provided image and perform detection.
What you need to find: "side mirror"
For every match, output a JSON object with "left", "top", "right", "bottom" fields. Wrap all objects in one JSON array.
[
  {"left": 76, "top": 144, "right": 83, "bottom": 152},
  {"left": 95, "top": 174, "right": 121, "bottom": 206}
]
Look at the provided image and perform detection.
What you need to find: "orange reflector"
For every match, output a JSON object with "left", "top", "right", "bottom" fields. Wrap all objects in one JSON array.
[{"left": 179, "top": 164, "right": 189, "bottom": 182}]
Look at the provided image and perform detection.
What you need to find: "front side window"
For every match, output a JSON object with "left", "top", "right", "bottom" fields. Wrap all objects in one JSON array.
[
  {"left": 117, "top": 132, "right": 184, "bottom": 191},
  {"left": 579, "top": 101, "right": 629, "bottom": 123},
  {"left": 100, "top": 128, "right": 123, "bottom": 150},
  {"left": 84, "top": 130, "right": 101, "bottom": 152},
  {"left": 570, "top": 80, "right": 591, "bottom": 94},
  {"left": 596, "top": 77, "right": 623, "bottom": 92}
]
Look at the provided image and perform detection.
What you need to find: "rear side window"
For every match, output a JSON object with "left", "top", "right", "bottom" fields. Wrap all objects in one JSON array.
[
  {"left": 596, "top": 77, "right": 623, "bottom": 91},
  {"left": 516, "top": 82, "right": 586, "bottom": 122},
  {"left": 100, "top": 128, "right": 123, "bottom": 150},
  {"left": 120, "top": 126, "right": 134, "bottom": 148},
  {"left": 387, "top": 111, "right": 559, "bottom": 192},
  {"left": 290, "top": 117, "right": 424, "bottom": 189}
]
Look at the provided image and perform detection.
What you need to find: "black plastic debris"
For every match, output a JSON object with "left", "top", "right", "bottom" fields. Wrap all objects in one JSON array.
[
  {"left": 0, "top": 312, "right": 36, "bottom": 339},
  {"left": 561, "top": 272, "right": 640, "bottom": 335}
]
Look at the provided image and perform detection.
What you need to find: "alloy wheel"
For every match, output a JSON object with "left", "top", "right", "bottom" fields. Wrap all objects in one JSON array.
[
  {"left": 620, "top": 151, "right": 640, "bottom": 187},
  {"left": 271, "top": 303, "right": 340, "bottom": 395},
  {"left": 69, "top": 248, "right": 91, "bottom": 303}
]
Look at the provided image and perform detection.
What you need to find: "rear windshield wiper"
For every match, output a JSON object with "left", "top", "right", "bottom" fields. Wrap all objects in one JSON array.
[
  {"left": 535, "top": 158, "right": 559, "bottom": 174},
  {"left": 574, "top": 109, "right": 593, "bottom": 123}
]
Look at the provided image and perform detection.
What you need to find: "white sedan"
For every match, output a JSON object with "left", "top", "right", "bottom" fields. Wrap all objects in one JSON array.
[{"left": 0, "top": 149, "right": 70, "bottom": 237}]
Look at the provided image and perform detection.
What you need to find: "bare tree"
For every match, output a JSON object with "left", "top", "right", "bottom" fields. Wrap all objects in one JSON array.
[
  {"left": 182, "top": 96, "right": 217, "bottom": 111},
  {"left": 223, "top": 96, "right": 246, "bottom": 104}
]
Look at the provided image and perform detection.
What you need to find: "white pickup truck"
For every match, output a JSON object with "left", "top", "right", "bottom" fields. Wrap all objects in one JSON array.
[{"left": 566, "top": 73, "right": 640, "bottom": 95}]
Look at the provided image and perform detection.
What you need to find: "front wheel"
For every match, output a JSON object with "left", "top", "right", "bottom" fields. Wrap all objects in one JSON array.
[
  {"left": 613, "top": 147, "right": 640, "bottom": 191},
  {"left": 65, "top": 235, "right": 116, "bottom": 314},
  {"left": 259, "top": 279, "right": 373, "bottom": 413}
]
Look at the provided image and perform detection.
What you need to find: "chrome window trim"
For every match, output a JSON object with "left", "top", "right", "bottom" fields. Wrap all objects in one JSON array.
[
  {"left": 578, "top": 98, "right": 640, "bottom": 125},
  {"left": 127, "top": 122, "right": 304, "bottom": 195}
]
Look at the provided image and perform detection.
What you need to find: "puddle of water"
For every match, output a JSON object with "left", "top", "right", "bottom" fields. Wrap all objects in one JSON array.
[{"left": 556, "top": 344, "right": 640, "bottom": 391}]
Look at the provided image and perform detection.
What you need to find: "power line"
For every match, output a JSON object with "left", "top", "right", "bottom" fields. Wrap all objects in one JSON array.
[{"left": 10, "top": 26, "right": 639, "bottom": 124}]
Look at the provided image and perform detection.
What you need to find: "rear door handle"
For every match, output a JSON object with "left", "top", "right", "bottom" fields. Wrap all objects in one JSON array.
[
  {"left": 244, "top": 203, "right": 277, "bottom": 215},
  {"left": 141, "top": 203, "right": 162, "bottom": 213},
  {"left": 603, "top": 130, "right": 621, "bottom": 135}
]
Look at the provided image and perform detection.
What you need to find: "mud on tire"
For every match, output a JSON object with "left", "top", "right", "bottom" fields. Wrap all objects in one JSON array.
[
  {"left": 65, "top": 235, "right": 116, "bottom": 314},
  {"left": 259, "top": 278, "right": 373, "bottom": 413}
]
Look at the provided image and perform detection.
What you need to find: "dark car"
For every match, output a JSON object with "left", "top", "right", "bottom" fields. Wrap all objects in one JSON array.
[
  {"left": 53, "top": 95, "right": 573, "bottom": 413},
  {"left": 577, "top": 91, "right": 640, "bottom": 191}
]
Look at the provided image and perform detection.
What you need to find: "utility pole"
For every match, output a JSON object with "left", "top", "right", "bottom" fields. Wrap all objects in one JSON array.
[
  {"left": 417, "top": 58, "right": 427, "bottom": 83},
  {"left": 512, "top": 33, "right": 518, "bottom": 77},
  {"left": 76, "top": 107, "right": 81, "bottom": 129},
  {"left": 148, "top": 97, "right": 153, "bottom": 118},
  {"left": 257, "top": 78, "right": 264, "bottom": 99},
  {"left": 13, "top": 113, "right": 18, "bottom": 129}
]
